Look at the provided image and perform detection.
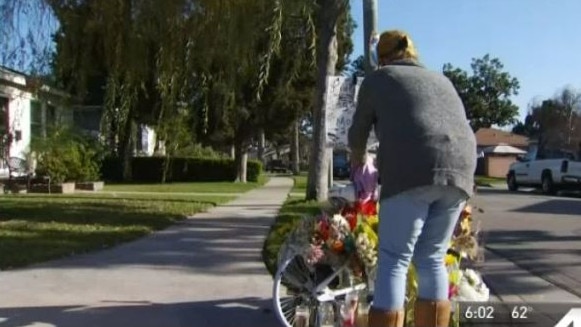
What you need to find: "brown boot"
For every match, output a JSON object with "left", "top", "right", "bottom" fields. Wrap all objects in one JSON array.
[
  {"left": 368, "top": 307, "right": 405, "bottom": 327},
  {"left": 413, "top": 299, "right": 451, "bottom": 327}
]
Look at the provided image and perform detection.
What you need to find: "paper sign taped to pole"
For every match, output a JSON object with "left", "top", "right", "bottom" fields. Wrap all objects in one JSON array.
[{"left": 325, "top": 76, "right": 377, "bottom": 149}]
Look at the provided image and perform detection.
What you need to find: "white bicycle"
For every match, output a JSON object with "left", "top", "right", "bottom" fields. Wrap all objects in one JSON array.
[{"left": 273, "top": 183, "right": 376, "bottom": 327}]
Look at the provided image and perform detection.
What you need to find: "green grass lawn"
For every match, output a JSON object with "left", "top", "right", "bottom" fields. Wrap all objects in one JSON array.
[
  {"left": 262, "top": 196, "right": 322, "bottom": 276},
  {"left": 475, "top": 175, "right": 505, "bottom": 186},
  {"left": 103, "top": 175, "right": 269, "bottom": 193},
  {"left": 0, "top": 193, "right": 234, "bottom": 270},
  {"left": 291, "top": 174, "right": 308, "bottom": 194}
]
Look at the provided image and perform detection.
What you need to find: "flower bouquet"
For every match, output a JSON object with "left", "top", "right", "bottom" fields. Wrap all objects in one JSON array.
[
  {"left": 447, "top": 203, "right": 489, "bottom": 302},
  {"left": 302, "top": 199, "right": 380, "bottom": 277}
]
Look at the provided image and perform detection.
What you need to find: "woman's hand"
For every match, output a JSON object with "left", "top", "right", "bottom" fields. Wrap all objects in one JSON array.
[{"left": 350, "top": 154, "right": 379, "bottom": 202}]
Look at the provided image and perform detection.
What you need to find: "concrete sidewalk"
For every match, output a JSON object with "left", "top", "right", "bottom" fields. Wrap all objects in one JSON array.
[
  {"left": 480, "top": 249, "right": 581, "bottom": 303},
  {"left": 0, "top": 177, "right": 293, "bottom": 327}
]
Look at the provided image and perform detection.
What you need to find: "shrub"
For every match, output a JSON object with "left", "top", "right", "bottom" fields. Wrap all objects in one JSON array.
[
  {"left": 172, "top": 144, "right": 229, "bottom": 159},
  {"left": 101, "top": 156, "right": 263, "bottom": 183},
  {"left": 30, "top": 127, "right": 104, "bottom": 183}
]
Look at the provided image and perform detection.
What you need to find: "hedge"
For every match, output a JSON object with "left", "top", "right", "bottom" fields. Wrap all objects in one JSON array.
[{"left": 101, "top": 156, "right": 263, "bottom": 183}]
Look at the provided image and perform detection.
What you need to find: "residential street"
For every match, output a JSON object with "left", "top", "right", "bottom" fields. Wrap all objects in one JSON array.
[{"left": 473, "top": 187, "right": 581, "bottom": 300}]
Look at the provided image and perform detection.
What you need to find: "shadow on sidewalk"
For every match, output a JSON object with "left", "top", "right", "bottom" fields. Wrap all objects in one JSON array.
[
  {"left": 485, "top": 231, "right": 581, "bottom": 277},
  {"left": 483, "top": 229, "right": 581, "bottom": 298},
  {"left": 22, "top": 214, "right": 279, "bottom": 276},
  {"left": 0, "top": 297, "right": 277, "bottom": 327},
  {"left": 486, "top": 229, "right": 581, "bottom": 244},
  {"left": 510, "top": 198, "right": 581, "bottom": 216},
  {"left": 477, "top": 187, "right": 581, "bottom": 199}
]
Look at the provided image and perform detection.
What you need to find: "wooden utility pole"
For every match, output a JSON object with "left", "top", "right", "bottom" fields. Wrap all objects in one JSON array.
[{"left": 363, "top": 0, "right": 378, "bottom": 74}]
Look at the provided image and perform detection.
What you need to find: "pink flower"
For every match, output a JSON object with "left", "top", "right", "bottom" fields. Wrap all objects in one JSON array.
[
  {"left": 448, "top": 284, "right": 459, "bottom": 299},
  {"left": 305, "top": 244, "right": 325, "bottom": 265}
]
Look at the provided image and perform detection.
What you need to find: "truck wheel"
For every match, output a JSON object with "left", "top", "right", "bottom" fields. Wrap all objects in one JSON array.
[
  {"left": 507, "top": 172, "right": 519, "bottom": 192},
  {"left": 541, "top": 172, "right": 557, "bottom": 195}
]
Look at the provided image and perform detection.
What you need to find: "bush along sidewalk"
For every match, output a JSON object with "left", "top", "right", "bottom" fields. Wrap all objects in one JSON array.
[
  {"left": 262, "top": 197, "right": 321, "bottom": 277},
  {"left": 101, "top": 156, "right": 263, "bottom": 183}
]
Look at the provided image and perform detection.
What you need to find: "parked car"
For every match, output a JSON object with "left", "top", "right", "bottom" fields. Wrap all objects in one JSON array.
[
  {"left": 333, "top": 153, "right": 350, "bottom": 179},
  {"left": 507, "top": 148, "right": 581, "bottom": 194},
  {"left": 266, "top": 159, "right": 289, "bottom": 173}
]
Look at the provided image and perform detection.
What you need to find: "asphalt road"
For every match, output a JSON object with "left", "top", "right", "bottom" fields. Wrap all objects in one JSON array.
[{"left": 472, "top": 187, "right": 581, "bottom": 298}]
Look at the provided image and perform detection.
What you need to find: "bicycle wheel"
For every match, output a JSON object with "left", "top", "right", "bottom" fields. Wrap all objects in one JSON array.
[
  {"left": 273, "top": 254, "right": 320, "bottom": 327},
  {"left": 273, "top": 252, "right": 348, "bottom": 327}
]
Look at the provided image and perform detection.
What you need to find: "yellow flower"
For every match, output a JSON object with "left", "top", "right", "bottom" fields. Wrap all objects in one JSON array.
[
  {"left": 449, "top": 270, "right": 461, "bottom": 285},
  {"left": 360, "top": 222, "right": 378, "bottom": 248},
  {"left": 365, "top": 214, "right": 379, "bottom": 232},
  {"left": 463, "top": 204, "right": 472, "bottom": 215},
  {"left": 445, "top": 253, "right": 458, "bottom": 266}
]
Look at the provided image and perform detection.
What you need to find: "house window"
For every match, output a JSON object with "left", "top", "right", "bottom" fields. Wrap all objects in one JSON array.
[
  {"left": 30, "top": 100, "right": 42, "bottom": 139},
  {"left": 1, "top": 97, "right": 8, "bottom": 168},
  {"left": 0, "top": 97, "right": 7, "bottom": 137},
  {"left": 48, "top": 104, "right": 56, "bottom": 125}
]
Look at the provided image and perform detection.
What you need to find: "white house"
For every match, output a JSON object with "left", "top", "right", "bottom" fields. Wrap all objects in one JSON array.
[
  {"left": 0, "top": 66, "right": 72, "bottom": 176},
  {"left": 72, "top": 105, "right": 158, "bottom": 156}
]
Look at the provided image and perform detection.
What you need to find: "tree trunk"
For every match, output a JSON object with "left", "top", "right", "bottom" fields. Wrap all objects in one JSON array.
[
  {"left": 257, "top": 128, "right": 266, "bottom": 164},
  {"left": 230, "top": 145, "right": 236, "bottom": 159},
  {"left": 119, "top": 109, "right": 136, "bottom": 181},
  {"left": 234, "top": 139, "right": 248, "bottom": 183},
  {"left": 291, "top": 119, "right": 300, "bottom": 175},
  {"left": 306, "top": 0, "right": 342, "bottom": 201}
]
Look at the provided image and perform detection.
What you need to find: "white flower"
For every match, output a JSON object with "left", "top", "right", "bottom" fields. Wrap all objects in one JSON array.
[
  {"left": 331, "top": 214, "right": 350, "bottom": 232},
  {"left": 452, "top": 269, "right": 490, "bottom": 302},
  {"left": 464, "top": 269, "right": 481, "bottom": 285}
]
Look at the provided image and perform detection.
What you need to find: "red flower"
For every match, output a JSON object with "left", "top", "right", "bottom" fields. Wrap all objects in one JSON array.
[
  {"left": 340, "top": 206, "right": 359, "bottom": 230},
  {"left": 356, "top": 200, "right": 378, "bottom": 216},
  {"left": 346, "top": 214, "right": 358, "bottom": 230},
  {"left": 341, "top": 206, "right": 357, "bottom": 218},
  {"left": 318, "top": 220, "right": 330, "bottom": 240}
]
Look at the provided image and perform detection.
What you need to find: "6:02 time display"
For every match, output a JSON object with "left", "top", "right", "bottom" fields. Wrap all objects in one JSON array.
[{"left": 463, "top": 305, "right": 495, "bottom": 320}]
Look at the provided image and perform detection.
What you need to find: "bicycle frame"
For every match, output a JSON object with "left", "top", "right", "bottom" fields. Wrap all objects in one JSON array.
[{"left": 312, "top": 261, "right": 367, "bottom": 302}]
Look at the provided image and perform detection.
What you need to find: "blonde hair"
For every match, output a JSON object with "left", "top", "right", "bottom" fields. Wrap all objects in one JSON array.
[{"left": 376, "top": 30, "right": 419, "bottom": 63}]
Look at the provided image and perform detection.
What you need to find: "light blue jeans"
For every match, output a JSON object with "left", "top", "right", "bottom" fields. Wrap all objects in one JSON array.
[{"left": 373, "top": 185, "right": 467, "bottom": 310}]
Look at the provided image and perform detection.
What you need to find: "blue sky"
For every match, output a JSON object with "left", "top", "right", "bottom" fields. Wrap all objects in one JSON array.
[{"left": 350, "top": 0, "right": 581, "bottom": 122}]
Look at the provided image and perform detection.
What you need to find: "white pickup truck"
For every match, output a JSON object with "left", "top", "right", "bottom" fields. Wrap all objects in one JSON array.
[{"left": 506, "top": 148, "right": 581, "bottom": 194}]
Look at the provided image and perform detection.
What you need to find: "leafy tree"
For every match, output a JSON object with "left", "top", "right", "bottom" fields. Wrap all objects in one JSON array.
[
  {"left": 511, "top": 114, "right": 538, "bottom": 138},
  {"left": 443, "top": 54, "right": 520, "bottom": 131},
  {"left": 8, "top": 0, "right": 353, "bottom": 187},
  {"left": 47, "top": 0, "right": 288, "bottom": 183},
  {"left": 513, "top": 86, "right": 581, "bottom": 151}
]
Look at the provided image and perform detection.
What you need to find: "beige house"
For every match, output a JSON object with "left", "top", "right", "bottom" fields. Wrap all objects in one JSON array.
[
  {"left": 475, "top": 128, "right": 530, "bottom": 178},
  {"left": 480, "top": 144, "right": 527, "bottom": 178}
]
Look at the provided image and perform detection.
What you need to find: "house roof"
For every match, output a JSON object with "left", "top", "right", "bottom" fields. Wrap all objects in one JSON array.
[
  {"left": 475, "top": 128, "right": 529, "bottom": 147},
  {"left": 0, "top": 65, "right": 69, "bottom": 99},
  {"left": 482, "top": 144, "right": 527, "bottom": 154}
]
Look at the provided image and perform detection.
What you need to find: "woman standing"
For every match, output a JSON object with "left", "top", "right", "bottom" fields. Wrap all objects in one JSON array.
[{"left": 348, "top": 30, "right": 477, "bottom": 327}]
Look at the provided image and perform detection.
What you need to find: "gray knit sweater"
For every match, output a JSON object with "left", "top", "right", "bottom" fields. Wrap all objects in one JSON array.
[{"left": 348, "top": 59, "right": 476, "bottom": 200}]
